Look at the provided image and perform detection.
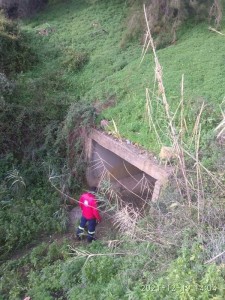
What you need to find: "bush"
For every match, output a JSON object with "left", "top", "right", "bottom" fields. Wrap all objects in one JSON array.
[
  {"left": 0, "top": 0, "right": 48, "bottom": 18},
  {"left": 0, "top": 11, "right": 37, "bottom": 74},
  {"left": 138, "top": 244, "right": 225, "bottom": 300},
  {"left": 0, "top": 183, "right": 63, "bottom": 259},
  {"left": 62, "top": 48, "right": 89, "bottom": 72},
  {"left": 82, "top": 256, "right": 120, "bottom": 284},
  {"left": 0, "top": 73, "right": 14, "bottom": 97},
  {"left": 122, "top": 0, "right": 223, "bottom": 48}
]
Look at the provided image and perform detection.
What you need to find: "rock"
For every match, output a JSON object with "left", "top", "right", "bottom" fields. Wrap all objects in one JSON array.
[
  {"left": 159, "top": 146, "right": 177, "bottom": 161},
  {"left": 100, "top": 119, "right": 109, "bottom": 129},
  {"left": 69, "top": 207, "right": 82, "bottom": 226}
]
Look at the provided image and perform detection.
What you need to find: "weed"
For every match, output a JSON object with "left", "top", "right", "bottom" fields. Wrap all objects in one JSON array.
[{"left": 62, "top": 48, "right": 89, "bottom": 72}]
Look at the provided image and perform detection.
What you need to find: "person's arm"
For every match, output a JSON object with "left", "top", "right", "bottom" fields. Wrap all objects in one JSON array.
[
  {"left": 79, "top": 194, "right": 84, "bottom": 210},
  {"left": 92, "top": 197, "right": 101, "bottom": 222}
]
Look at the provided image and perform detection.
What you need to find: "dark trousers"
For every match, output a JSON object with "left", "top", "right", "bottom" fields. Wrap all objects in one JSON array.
[{"left": 77, "top": 216, "right": 97, "bottom": 242}]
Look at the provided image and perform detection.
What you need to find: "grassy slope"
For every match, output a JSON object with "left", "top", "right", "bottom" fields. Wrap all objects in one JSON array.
[
  {"left": 2, "top": 3, "right": 225, "bottom": 298},
  {"left": 22, "top": 0, "right": 225, "bottom": 154}
]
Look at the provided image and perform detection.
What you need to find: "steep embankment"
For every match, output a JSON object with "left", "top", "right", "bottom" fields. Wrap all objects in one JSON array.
[{"left": 21, "top": 0, "right": 225, "bottom": 158}]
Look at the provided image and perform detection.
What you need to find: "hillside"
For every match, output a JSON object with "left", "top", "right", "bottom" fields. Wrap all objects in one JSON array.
[
  {"left": 21, "top": 0, "right": 225, "bottom": 155},
  {"left": 1, "top": 0, "right": 225, "bottom": 299}
]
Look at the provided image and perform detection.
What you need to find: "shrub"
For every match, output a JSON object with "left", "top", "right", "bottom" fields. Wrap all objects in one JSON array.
[
  {"left": 0, "top": 183, "right": 63, "bottom": 260},
  {"left": 0, "top": 73, "right": 15, "bottom": 98},
  {"left": 28, "top": 262, "right": 64, "bottom": 299},
  {"left": 82, "top": 256, "right": 120, "bottom": 284},
  {"left": 138, "top": 244, "right": 225, "bottom": 300},
  {"left": 60, "top": 258, "right": 85, "bottom": 289},
  {"left": 62, "top": 48, "right": 89, "bottom": 72},
  {"left": 48, "top": 101, "right": 96, "bottom": 193},
  {"left": 0, "top": 11, "right": 37, "bottom": 74},
  {"left": 0, "top": 0, "right": 48, "bottom": 18},
  {"left": 122, "top": 0, "right": 223, "bottom": 48}
]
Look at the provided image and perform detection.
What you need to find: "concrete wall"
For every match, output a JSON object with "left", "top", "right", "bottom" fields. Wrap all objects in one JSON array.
[
  {"left": 90, "top": 141, "right": 142, "bottom": 181},
  {"left": 87, "top": 140, "right": 156, "bottom": 207},
  {"left": 86, "top": 129, "right": 172, "bottom": 202}
]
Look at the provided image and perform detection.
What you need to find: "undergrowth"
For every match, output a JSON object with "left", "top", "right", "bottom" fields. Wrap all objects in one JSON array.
[
  {"left": 1, "top": 239, "right": 225, "bottom": 300},
  {"left": 0, "top": 159, "right": 67, "bottom": 261},
  {"left": 0, "top": 11, "right": 37, "bottom": 75}
]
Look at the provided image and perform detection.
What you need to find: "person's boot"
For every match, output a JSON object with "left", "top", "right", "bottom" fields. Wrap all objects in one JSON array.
[
  {"left": 76, "top": 234, "right": 81, "bottom": 241},
  {"left": 87, "top": 236, "right": 96, "bottom": 243}
]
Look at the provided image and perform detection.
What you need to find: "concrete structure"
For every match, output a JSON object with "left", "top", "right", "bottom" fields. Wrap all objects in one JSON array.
[{"left": 85, "top": 129, "right": 172, "bottom": 203}]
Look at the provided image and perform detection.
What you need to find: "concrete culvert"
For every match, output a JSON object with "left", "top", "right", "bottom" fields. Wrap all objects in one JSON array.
[{"left": 85, "top": 129, "right": 172, "bottom": 205}]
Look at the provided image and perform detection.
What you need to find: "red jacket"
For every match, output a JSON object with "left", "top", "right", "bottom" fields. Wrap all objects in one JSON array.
[{"left": 79, "top": 192, "right": 101, "bottom": 222}]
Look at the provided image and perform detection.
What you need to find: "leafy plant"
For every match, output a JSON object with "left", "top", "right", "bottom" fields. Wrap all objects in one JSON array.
[{"left": 6, "top": 167, "right": 26, "bottom": 193}]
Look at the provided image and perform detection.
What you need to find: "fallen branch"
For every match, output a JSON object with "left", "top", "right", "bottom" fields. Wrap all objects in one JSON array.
[
  {"left": 208, "top": 26, "right": 225, "bottom": 36},
  {"left": 68, "top": 246, "right": 130, "bottom": 266},
  {"left": 205, "top": 249, "right": 225, "bottom": 264}
]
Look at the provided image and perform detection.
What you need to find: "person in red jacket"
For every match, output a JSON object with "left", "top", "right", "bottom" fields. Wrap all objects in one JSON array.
[{"left": 76, "top": 187, "right": 101, "bottom": 242}]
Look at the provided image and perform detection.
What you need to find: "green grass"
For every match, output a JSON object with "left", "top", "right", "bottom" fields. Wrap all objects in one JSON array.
[{"left": 19, "top": 0, "right": 225, "bottom": 156}]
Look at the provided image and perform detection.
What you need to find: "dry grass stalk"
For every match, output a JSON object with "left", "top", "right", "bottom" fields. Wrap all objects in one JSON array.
[
  {"left": 107, "top": 239, "right": 122, "bottom": 249},
  {"left": 215, "top": 118, "right": 225, "bottom": 138},
  {"left": 113, "top": 205, "right": 140, "bottom": 239},
  {"left": 182, "top": 148, "right": 225, "bottom": 193},
  {"left": 205, "top": 250, "right": 225, "bottom": 265},
  {"left": 145, "top": 88, "right": 162, "bottom": 146},
  {"left": 215, "top": 100, "right": 225, "bottom": 139},
  {"left": 111, "top": 118, "right": 122, "bottom": 140},
  {"left": 142, "top": 4, "right": 225, "bottom": 206},
  {"left": 190, "top": 101, "right": 205, "bottom": 146},
  {"left": 98, "top": 177, "right": 125, "bottom": 212},
  {"left": 139, "top": 5, "right": 225, "bottom": 254},
  {"left": 195, "top": 124, "right": 204, "bottom": 223},
  {"left": 143, "top": 4, "right": 192, "bottom": 206},
  {"left": 180, "top": 74, "right": 188, "bottom": 137},
  {"left": 122, "top": 160, "right": 139, "bottom": 183}
]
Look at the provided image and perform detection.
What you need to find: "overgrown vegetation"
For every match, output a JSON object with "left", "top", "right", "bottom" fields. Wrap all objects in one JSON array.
[
  {"left": 0, "top": 5, "right": 96, "bottom": 262},
  {"left": 1, "top": 0, "right": 225, "bottom": 299},
  {"left": 2, "top": 239, "right": 225, "bottom": 299},
  {"left": 0, "top": 11, "right": 37, "bottom": 74}
]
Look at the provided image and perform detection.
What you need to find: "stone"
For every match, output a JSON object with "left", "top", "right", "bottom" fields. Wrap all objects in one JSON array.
[{"left": 159, "top": 146, "right": 177, "bottom": 161}]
